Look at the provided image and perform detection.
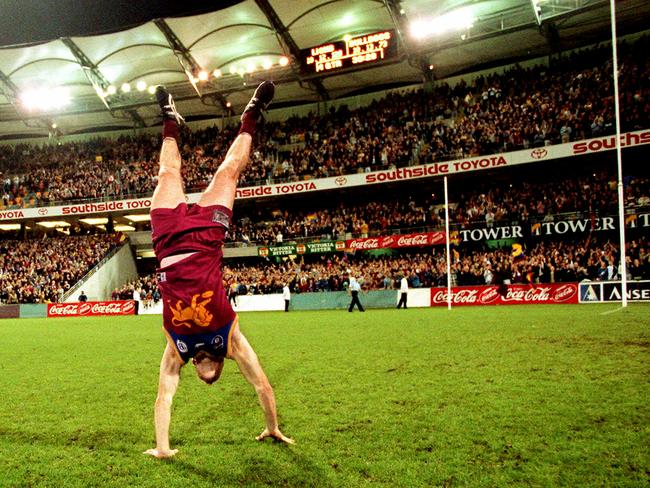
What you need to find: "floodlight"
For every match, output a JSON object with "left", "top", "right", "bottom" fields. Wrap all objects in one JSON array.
[
  {"left": 198, "top": 70, "right": 209, "bottom": 81},
  {"left": 107, "top": 85, "right": 117, "bottom": 95},
  {"left": 147, "top": 85, "right": 156, "bottom": 94},
  {"left": 0, "top": 224, "right": 22, "bottom": 230},
  {"left": 114, "top": 224, "right": 135, "bottom": 232},
  {"left": 121, "top": 83, "right": 131, "bottom": 93},
  {"left": 226, "top": 101, "right": 232, "bottom": 108},
  {"left": 279, "top": 56, "right": 289, "bottom": 67},
  {"left": 36, "top": 221, "right": 71, "bottom": 228},
  {"left": 262, "top": 59, "right": 272, "bottom": 70},
  {"left": 79, "top": 217, "right": 109, "bottom": 225},
  {"left": 410, "top": 7, "right": 475, "bottom": 39},
  {"left": 246, "top": 63, "right": 255, "bottom": 73},
  {"left": 124, "top": 214, "right": 151, "bottom": 222},
  {"left": 136, "top": 81, "right": 147, "bottom": 92},
  {"left": 213, "top": 69, "right": 222, "bottom": 77},
  {"left": 20, "top": 87, "right": 70, "bottom": 111},
  {"left": 229, "top": 65, "right": 237, "bottom": 75}
]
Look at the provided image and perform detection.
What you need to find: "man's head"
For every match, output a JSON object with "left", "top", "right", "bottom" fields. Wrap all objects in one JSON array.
[{"left": 192, "top": 350, "right": 224, "bottom": 385}]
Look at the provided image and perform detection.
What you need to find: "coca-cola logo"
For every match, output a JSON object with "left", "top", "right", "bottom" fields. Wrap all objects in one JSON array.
[
  {"left": 121, "top": 301, "right": 135, "bottom": 313},
  {"left": 479, "top": 287, "right": 499, "bottom": 304},
  {"left": 335, "top": 177, "right": 347, "bottom": 186},
  {"left": 552, "top": 284, "right": 576, "bottom": 302},
  {"left": 531, "top": 148, "right": 548, "bottom": 159},
  {"left": 382, "top": 237, "right": 395, "bottom": 246},
  {"left": 502, "top": 287, "right": 551, "bottom": 302},
  {"left": 350, "top": 238, "right": 380, "bottom": 250},
  {"left": 432, "top": 289, "right": 479, "bottom": 304},
  {"left": 91, "top": 302, "right": 124, "bottom": 314},
  {"left": 79, "top": 303, "right": 91, "bottom": 315},
  {"left": 49, "top": 304, "right": 80, "bottom": 315},
  {"left": 397, "top": 234, "right": 428, "bottom": 247}
]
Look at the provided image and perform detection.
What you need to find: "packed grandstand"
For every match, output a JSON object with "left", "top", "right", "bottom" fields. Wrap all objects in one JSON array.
[{"left": 0, "top": 37, "right": 648, "bottom": 306}]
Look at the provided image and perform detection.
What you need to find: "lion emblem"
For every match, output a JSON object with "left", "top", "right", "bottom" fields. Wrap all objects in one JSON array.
[{"left": 170, "top": 291, "right": 214, "bottom": 328}]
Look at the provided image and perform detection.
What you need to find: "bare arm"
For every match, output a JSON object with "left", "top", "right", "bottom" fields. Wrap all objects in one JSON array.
[
  {"left": 144, "top": 343, "right": 183, "bottom": 458},
  {"left": 230, "top": 328, "right": 294, "bottom": 444}
]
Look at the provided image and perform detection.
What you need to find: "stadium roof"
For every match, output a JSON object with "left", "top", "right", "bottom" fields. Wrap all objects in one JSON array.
[{"left": 0, "top": 0, "right": 648, "bottom": 138}]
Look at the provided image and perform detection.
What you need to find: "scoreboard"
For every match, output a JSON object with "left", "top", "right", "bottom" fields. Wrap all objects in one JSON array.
[{"left": 300, "top": 30, "right": 398, "bottom": 75}]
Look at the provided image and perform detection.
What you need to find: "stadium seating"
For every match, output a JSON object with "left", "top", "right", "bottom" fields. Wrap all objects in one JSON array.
[
  {"left": 0, "top": 37, "right": 648, "bottom": 208},
  {"left": 222, "top": 236, "right": 649, "bottom": 295},
  {"left": 0, "top": 234, "right": 123, "bottom": 303}
]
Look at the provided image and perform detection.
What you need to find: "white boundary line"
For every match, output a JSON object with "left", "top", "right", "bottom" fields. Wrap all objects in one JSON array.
[{"left": 600, "top": 306, "right": 625, "bottom": 315}]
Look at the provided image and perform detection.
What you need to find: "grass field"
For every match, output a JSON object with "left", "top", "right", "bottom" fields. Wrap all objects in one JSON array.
[{"left": 0, "top": 305, "right": 648, "bottom": 487}]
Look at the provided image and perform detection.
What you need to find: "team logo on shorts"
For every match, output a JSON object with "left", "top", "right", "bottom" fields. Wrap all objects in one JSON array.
[
  {"left": 176, "top": 340, "right": 188, "bottom": 353},
  {"left": 211, "top": 335, "right": 224, "bottom": 349},
  {"left": 212, "top": 210, "right": 230, "bottom": 229}
]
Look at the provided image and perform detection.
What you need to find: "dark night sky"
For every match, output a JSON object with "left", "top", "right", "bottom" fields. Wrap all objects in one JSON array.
[{"left": 0, "top": 0, "right": 243, "bottom": 46}]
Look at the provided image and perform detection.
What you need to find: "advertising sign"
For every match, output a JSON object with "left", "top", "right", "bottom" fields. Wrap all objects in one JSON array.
[
  {"left": 47, "top": 301, "right": 136, "bottom": 317},
  {"left": 430, "top": 283, "right": 578, "bottom": 306}
]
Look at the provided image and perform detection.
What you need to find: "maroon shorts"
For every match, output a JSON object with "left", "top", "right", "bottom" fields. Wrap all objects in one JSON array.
[
  {"left": 151, "top": 203, "right": 235, "bottom": 335},
  {"left": 151, "top": 202, "right": 232, "bottom": 260}
]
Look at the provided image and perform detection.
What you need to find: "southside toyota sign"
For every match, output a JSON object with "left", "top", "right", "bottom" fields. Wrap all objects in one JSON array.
[{"left": 2, "top": 129, "right": 650, "bottom": 222}]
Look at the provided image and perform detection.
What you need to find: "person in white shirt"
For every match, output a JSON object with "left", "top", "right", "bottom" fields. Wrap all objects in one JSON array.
[
  {"left": 133, "top": 287, "right": 141, "bottom": 315},
  {"left": 348, "top": 275, "right": 365, "bottom": 312},
  {"left": 282, "top": 284, "right": 291, "bottom": 312},
  {"left": 397, "top": 274, "right": 408, "bottom": 309}
]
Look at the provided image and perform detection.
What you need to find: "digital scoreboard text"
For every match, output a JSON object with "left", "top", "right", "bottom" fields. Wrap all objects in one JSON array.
[{"left": 300, "top": 30, "right": 398, "bottom": 74}]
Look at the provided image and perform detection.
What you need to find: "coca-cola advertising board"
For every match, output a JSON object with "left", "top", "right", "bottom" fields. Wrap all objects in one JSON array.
[
  {"left": 47, "top": 301, "right": 136, "bottom": 317},
  {"left": 347, "top": 232, "right": 446, "bottom": 250},
  {"left": 430, "top": 283, "right": 578, "bottom": 306}
]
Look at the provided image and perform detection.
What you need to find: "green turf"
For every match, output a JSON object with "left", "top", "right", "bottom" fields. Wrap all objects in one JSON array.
[{"left": 0, "top": 305, "right": 648, "bottom": 487}]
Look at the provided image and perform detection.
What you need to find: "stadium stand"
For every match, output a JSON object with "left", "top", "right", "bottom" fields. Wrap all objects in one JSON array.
[
  {"left": 0, "top": 234, "right": 124, "bottom": 303},
  {"left": 221, "top": 236, "right": 649, "bottom": 295},
  {"left": 0, "top": 37, "right": 649, "bottom": 304},
  {"left": 0, "top": 37, "right": 648, "bottom": 209}
]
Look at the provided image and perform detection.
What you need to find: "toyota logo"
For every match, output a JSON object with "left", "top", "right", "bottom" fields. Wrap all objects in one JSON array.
[
  {"left": 38, "top": 208, "right": 48, "bottom": 216},
  {"left": 335, "top": 177, "right": 347, "bottom": 186},
  {"left": 531, "top": 148, "right": 548, "bottom": 159}
]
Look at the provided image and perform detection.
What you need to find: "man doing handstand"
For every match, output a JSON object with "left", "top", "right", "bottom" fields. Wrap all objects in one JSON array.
[{"left": 144, "top": 81, "right": 293, "bottom": 459}]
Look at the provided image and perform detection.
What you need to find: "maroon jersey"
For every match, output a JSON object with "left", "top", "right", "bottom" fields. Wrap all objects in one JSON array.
[{"left": 151, "top": 203, "right": 235, "bottom": 335}]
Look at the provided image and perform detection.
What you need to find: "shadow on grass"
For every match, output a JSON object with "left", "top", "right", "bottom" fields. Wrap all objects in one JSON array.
[
  {"left": 167, "top": 445, "right": 334, "bottom": 487},
  {"left": 0, "top": 426, "right": 143, "bottom": 452}
]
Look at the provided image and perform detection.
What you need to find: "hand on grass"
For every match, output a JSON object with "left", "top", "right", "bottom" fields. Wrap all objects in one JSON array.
[
  {"left": 144, "top": 448, "right": 178, "bottom": 459},
  {"left": 256, "top": 428, "right": 295, "bottom": 444}
]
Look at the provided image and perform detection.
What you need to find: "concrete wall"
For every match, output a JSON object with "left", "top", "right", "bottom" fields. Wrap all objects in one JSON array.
[
  {"left": 65, "top": 245, "right": 138, "bottom": 302},
  {"left": 120, "top": 288, "right": 431, "bottom": 315}
]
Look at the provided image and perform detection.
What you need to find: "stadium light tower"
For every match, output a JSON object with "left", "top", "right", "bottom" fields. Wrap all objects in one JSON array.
[
  {"left": 153, "top": 18, "right": 232, "bottom": 114},
  {"left": 61, "top": 37, "right": 145, "bottom": 128}
]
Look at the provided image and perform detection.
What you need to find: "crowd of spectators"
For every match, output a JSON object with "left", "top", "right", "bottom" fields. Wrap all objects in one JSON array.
[
  {"left": 0, "top": 37, "right": 648, "bottom": 208},
  {"left": 0, "top": 232, "right": 646, "bottom": 304},
  {"left": 111, "top": 274, "right": 161, "bottom": 309},
  {"left": 0, "top": 234, "right": 123, "bottom": 303},
  {"left": 228, "top": 172, "right": 649, "bottom": 245},
  {"left": 223, "top": 236, "right": 649, "bottom": 295}
]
